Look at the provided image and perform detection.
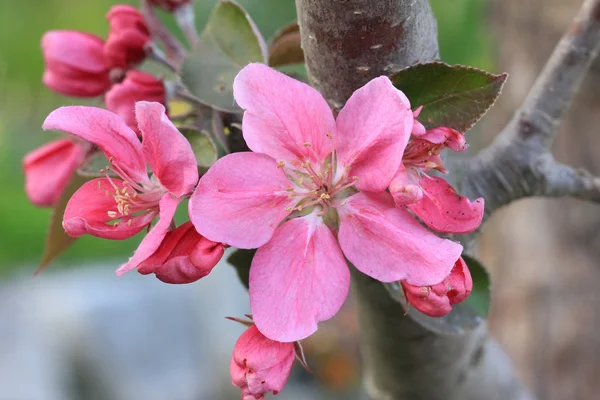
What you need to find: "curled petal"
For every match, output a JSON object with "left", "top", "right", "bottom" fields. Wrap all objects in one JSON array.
[
  {"left": 411, "top": 106, "right": 427, "bottom": 136},
  {"left": 63, "top": 178, "right": 155, "bottom": 240},
  {"left": 43, "top": 106, "right": 149, "bottom": 185},
  {"left": 338, "top": 192, "right": 462, "bottom": 286},
  {"left": 389, "top": 164, "right": 423, "bottom": 205},
  {"left": 233, "top": 63, "right": 336, "bottom": 163},
  {"left": 408, "top": 176, "right": 484, "bottom": 234},
  {"left": 250, "top": 214, "right": 350, "bottom": 342},
  {"left": 419, "top": 127, "right": 467, "bottom": 152},
  {"left": 136, "top": 101, "right": 198, "bottom": 197},
  {"left": 336, "top": 77, "right": 413, "bottom": 192},
  {"left": 116, "top": 194, "right": 179, "bottom": 276},
  {"left": 189, "top": 152, "right": 295, "bottom": 249}
]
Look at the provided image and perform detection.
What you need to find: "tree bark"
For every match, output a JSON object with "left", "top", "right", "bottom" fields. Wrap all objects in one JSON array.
[{"left": 296, "top": 1, "right": 534, "bottom": 399}]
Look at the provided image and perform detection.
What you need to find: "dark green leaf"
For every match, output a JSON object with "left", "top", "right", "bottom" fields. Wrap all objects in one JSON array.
[
  {"left": 179, "top": 127, "right": 218, "bottom": 170},
  {"left": 390, "top": 62, "right": 507, "bottom": 132},
  {"left": 383, "top": 254, "right": 491, "bottom": 334},
  {"left": 227, "top": 249, "right": 256, "bottom": 289},
  {"left": 36, "top": 173, "right": 88, "bottom": 274},
  {"left": 180, "top": 0, "right": 267, "bottom": 112},
  {"left": 268, "top": 22, "right": 304, "bottom": 67}
]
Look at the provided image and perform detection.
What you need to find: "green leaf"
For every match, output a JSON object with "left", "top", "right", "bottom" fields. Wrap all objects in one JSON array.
[
  {"left": 227, "top": 249, "right": 256, "bottom": 289},
  {"left": 390, "top": 62, "right": 507, "bottom": 132},
  {"left": 36, "top": 173, "right": 88, "bottom": 274},
  {"left": 180, "top": 0, "right": 267, "bottom": 112},
  {"left": 179, "top": 127, "right": 218, "bottom": 171},
  {"left": 268, "top": 22, "right": 304, "bottom": 67},
  {"left": 383, "top": 254, "right": 491, "bottom": 335}
]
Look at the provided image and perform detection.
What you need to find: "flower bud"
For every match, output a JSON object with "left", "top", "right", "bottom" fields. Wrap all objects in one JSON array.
[
  {"left": 230, "top": 325, "right": 295, "bottom": 400},
  {"left": 105, "top": 70, "right": 166, "bottom": 132},
  {"left": 402, "top": 257, "right": 473, "bottom": 317},
  {"left": 104, "top": 5, "right": 151, "bottom": 69},
  {"left": 23, "top": 139, "right": 89, "bottom": 207},
  {"left": 148, "top": 0, "right": 193, "bottom": 12},
  {"left": 41, "top": 31, "right": 111, "bottom": 97},
  {"left": 137, "top": 221, "right": 224, "bottom": 284}
]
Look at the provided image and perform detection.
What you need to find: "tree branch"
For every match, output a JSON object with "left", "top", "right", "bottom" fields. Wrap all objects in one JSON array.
[
  {"left": 296, "top": 1, "right": 534, "bottom": 399},
  {"left": 457, "top": 0, "right": 600, "bottom": 218}
]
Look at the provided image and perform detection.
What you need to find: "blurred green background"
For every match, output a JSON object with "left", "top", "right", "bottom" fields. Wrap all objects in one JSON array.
[{"left": 0, "top": 0, "right": 491, "bottom": 275}]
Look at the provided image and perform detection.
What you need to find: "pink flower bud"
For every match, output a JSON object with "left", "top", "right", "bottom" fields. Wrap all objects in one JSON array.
[
  {"left": 402, "top": 257, "right": 473, "bottom": 317},
  {"left": 41, "top": 31, "right": 111, "bottom": 97},
  {"left": 148, "top": 0, "right": 193, "bottom": 12},
  {"left": 23, "top": 139, "right": 89, "bottom": 207},
  {"left": 104, "top": 5, "right": 151, "bottom": 69},
  {"left": 105, "top": 70, "right": 166, "bottom": 132},
  {"left": 230, "top": 325, "right": 295, "bottom": 400},
  {"left": 137, "top": 221, "right": 224, "bottom": 284}
]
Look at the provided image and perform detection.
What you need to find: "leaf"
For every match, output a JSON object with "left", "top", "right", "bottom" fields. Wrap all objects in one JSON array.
[
  {"left": 227, "top": 249, "right": 256, "bottom": 289},
  {"left": 180, "top": 0, "right": 267, "bottom": 112},
  {"left": 390, "top": 62, "right": 507, "bottom": 132},
  {"left": 179, "top": 127, "right": 218, "bottom": 171},
  {"left": 268, "top": 22, "right": 304, "bottom": 67},
  {"left": 36, "top": 173, "right": 88, "bottom": 274},
  {"left": 77, "top": 151, "right": 114, "bottom": 178},
  {"left": 383, "top": 254, "right": 491, "bottom": 335}
]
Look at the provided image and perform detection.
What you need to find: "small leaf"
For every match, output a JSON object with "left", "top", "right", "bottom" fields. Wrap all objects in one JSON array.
[
  {"left": 180, "top": 0, "right": 267, "bottom": 112},
  {"left": 179, "top": 127, "right": 218, "bottom": 170},
  {"left": 37, "top": 173, "right": 88, "bottom": 274},
  {"left": 268, "top": 22, "right": 304, "bottom": 67},
  {"left": 383, "top": 254, "right": 491, "bottom": 335},
  {"left": 227, "top": 249, "right": 256, "bottom": 289},
  {"left": 390, "top": 62, "right": 507, "bottom": 132}
]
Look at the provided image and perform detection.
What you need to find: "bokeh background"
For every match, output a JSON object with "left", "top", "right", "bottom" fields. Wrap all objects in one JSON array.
[{"left": 0, "top": 0, "right": 597, "bottom": 399}]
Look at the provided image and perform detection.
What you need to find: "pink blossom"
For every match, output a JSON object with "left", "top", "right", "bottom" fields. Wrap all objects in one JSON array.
[
  {"left": 402, "top": 257, "right": 473, "bottom": 317},
  {"left": 41, "top": 31, "right": 111, "bottom": 97},
  {"left": 105, "top": 70, "right": 166, "bottom": 133},
  {"left": 137, "top": 221, "right": 224, "bottom": 284},
  {"left": 230, "top": 325, "right": 295, "bottom": 400},
  {"left": 390, "top": 126, "right": 484, "bottom": 234},
  {"left": 23, "top": 138, "right": 90, "bottom": 207},
  {"left": 189, "top": 64, "right": 463, "bottom": 342},
  {"left": 104, "top": 5, "right": 151, "bottom": 69},
  {"left": 148, "top": 0, "right": 192, "bottom": 12},
  {"left": 42, "top": 101, "right": 199, "bottom": 275}
]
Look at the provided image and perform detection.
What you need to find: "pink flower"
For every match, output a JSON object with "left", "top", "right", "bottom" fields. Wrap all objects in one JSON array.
[
  {"left": 41, "top": 30, "right": 111, "bottom": 97},
  {"left": 105, "top": 70, "right": 166, "bottom": 133},
  {"left": 104, "top": 5, "right": 151, "bottom": 69},
  {"left": 42, "top": 101, "right": 199, "bottom": 275},
  {"left": 390, "top": 126, "right": 484, "bottom": 234},
  {"left": 23, "top": 138, "right": 90, "bottom": 207},
  {"left": 148, "top": 0, "right": 192, "bottom": 12},
  {"left": 137, "top": 221, "right": 224, "bottom": 284},
  {"left": 189, "top": 64, "right": 463, "bottom": 342},
  {"left": 401, "top": 257, "right": 473, "bottom": 317},
  {"left": 230, "top": 324, "right": 295, "bottom": 400}
]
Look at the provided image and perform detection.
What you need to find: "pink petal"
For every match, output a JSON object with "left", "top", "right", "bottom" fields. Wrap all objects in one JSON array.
[
  {"left": 335, "top": 77, "right": 413, "bottom": 192},
  {"left": 388, "top": 164, "right": 423, "bottom": 205},
  {"left": 250, "top": 214, "right": 350, "bottom": 342},
  {"left": 43, "top": 106, "right": 149, "bottom": 184},
  {"left": 419, "top": 127, "right": 467, "bottom": 152},
  {"left": 189, "top": 152, "right": 295, "bottom": 249},
  {"left": 116, "top": 193, "right": 179, "bottom": 275},
  {"left": 233, "top": 63, "right": 336, "bottom": 163},
  {"left": 337, "top": 192, "right": 463, "bottom": 286},
  {"left": 136, "top": 101, "right": 199, "bottom": 197},
  {"left": 408, "top": 176, "right": 484, "bottom": 234},
  {"left": 63, "top": 178, "right": 155, "bottom": 239}
]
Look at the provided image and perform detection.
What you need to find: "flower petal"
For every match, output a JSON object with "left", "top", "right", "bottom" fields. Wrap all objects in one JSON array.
[
  {"left": 116, "top": 193, "right": 179, "bottom": 275},
  {"left": 136, "top": 101, "right": 199, "bottom": 197},
  {"left": 389, "top": 164, "right": 423, "bottom": 205},
  {"left": 63, "top": 178, "right": 155, "bottom": 239},
  {"left": 189, "top": 152, "right": 295, "bottom": 249},
  {"left": 337, "top": 192, "right": 462, "bottom": 286},
  {"left": 43, "top": 106, "right": 148, "bottom": 184},
  {"left": 419, "top": 127, "right": 467, "bottom": 152},
  {"left": 233, "top": 63, "right": 336, "bottom": 162},
  {"left": 335, "top": 77, "right": 413, "bottom": 192},
  {"left": 408, "top": 176, "right": 484, "bottom": 234},
  {"left": 250, "top": 214, "right": 350, "bottom": 342}
]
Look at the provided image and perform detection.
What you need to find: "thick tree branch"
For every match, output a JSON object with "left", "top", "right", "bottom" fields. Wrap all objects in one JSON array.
[
  {"left": 457, "top": 0, "right": 600, "bottom": 217},
  {"left": 296, "top": 1, "right": 533, "bottom": 399}
]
